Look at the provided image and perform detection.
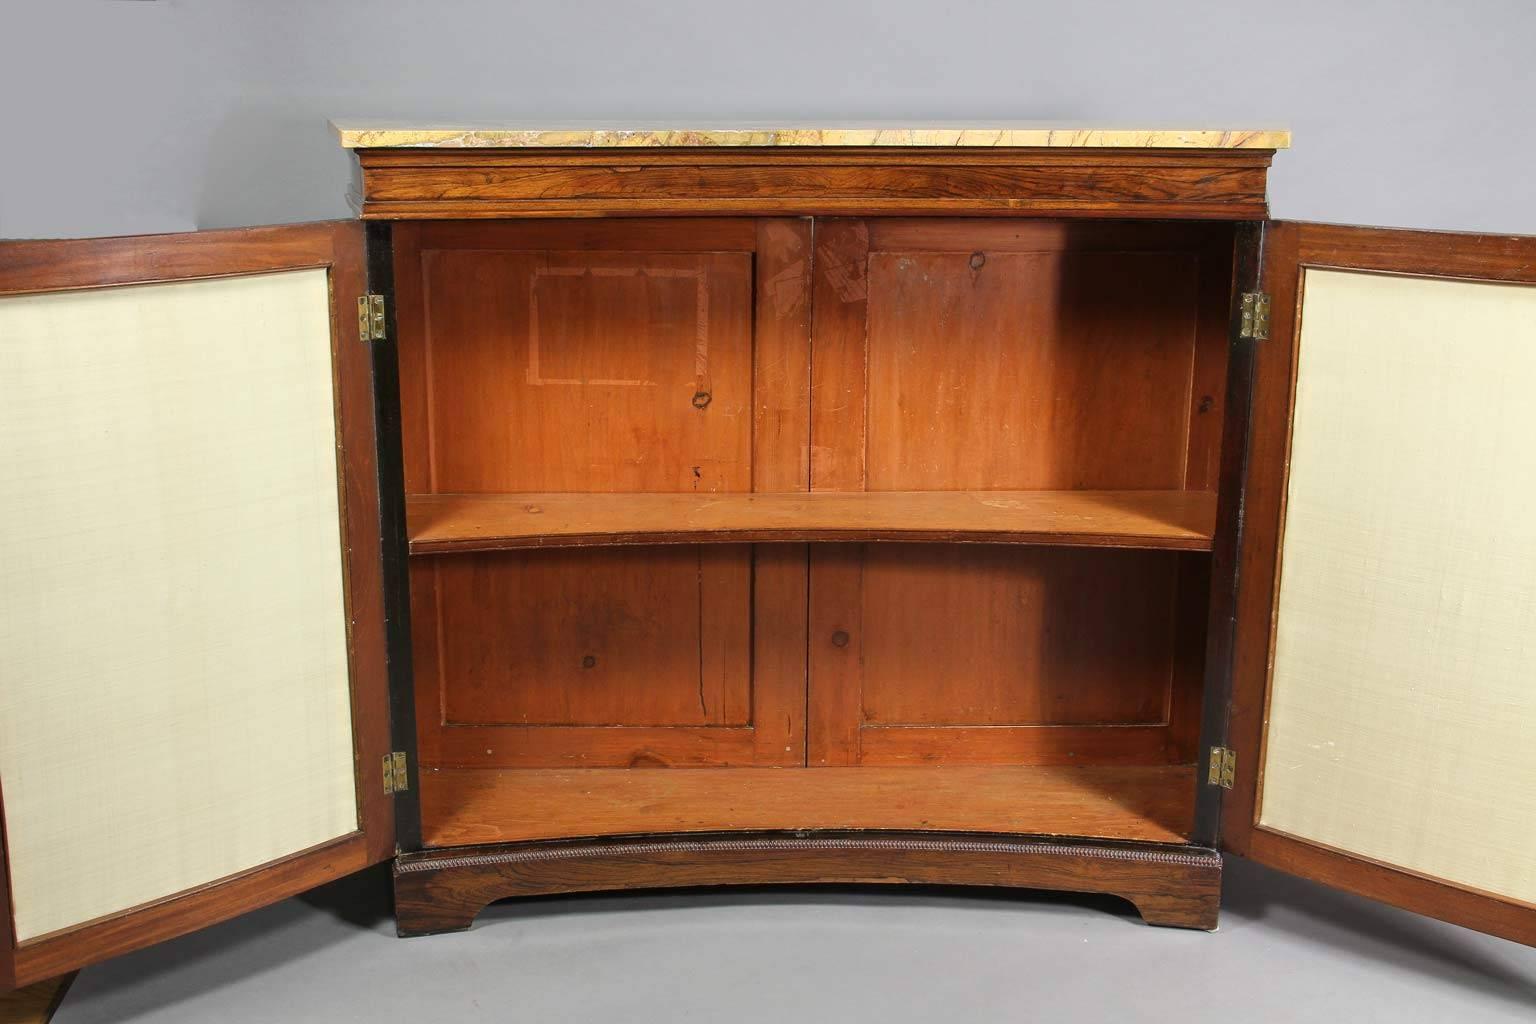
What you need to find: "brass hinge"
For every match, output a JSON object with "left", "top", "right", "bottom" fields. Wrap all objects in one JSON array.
[
  {"left": 358, "top": 294, "right": 387, "bottom": 342},
  {"left": 1207, "top": 746, "right": 1236, "bottom": 790},
  {"left": 383, "top": 751, "right": 409, "bottom": 794},
  {"left": 1238, "top": 291, "right": 1271, "bottom": 341}
]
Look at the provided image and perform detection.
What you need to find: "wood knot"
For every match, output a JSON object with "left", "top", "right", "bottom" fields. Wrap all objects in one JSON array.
[
  {"left": 692, "top": 390, "right": 712, "bottom": 409},
  {"left": 968, "top": 252, "right": 986, "bottom": 270}
]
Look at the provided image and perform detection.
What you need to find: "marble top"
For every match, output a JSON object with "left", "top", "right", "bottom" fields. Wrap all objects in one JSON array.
[{"left": 333, "top": 122, "right": 1290, "bottom": 150}]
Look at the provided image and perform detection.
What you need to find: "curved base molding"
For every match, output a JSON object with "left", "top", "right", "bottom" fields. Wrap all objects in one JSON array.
[{"left": 392, "top": 831, "right": 1221, "bottom": 936}]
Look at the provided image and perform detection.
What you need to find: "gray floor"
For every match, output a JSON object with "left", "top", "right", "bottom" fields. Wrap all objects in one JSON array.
[{"left": 55, "top": 857, "right": 1536, "bottom": 1023}]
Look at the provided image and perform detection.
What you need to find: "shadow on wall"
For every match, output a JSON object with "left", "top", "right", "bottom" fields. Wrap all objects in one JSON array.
[{"left": 195, "top": 104, "right": 358, "bottom": 229}]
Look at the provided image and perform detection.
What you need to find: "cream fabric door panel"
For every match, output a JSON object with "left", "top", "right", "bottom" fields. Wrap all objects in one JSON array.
[
  {"left": 1260, "top": 268, "right": 1536, "bottom": 904},
  {"left": 0, "top": 269, "right": 358, "bottom": 941}
]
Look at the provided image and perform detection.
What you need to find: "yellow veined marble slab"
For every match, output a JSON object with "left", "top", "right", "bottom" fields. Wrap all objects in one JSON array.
[{"left": 333, "top": 122, "right": 1290, "bottom": 150}]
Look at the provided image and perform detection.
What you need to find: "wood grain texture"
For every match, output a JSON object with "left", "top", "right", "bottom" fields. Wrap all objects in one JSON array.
[
  {"left": 1190, "top": 221, "right": 1261, "bottom": 847},
  {"left": 430, "top": 546, "right": 751, "bottom": 728},
  {"left": 864, "top": 217, "right": 1234, "bottom": 255},
  {"left": 863, "top": 250, "right": 1202, "bottom": 490},
  {"left": 1223, "top": 221, "right": 1300, "bottom": 852},
  {"left": 746, "top": 545, "right": 809, "bottom": 764},
  {"left": 411, "top": 547, "right": 802, "bottom": 768},
  {"left": 8, "top": 835, "right": 369, "bottom": 991},
  {"left": 364, "top": 220, "right": 424, "bottom": 852},
  {"left": 0, "top": 222, "right": 391, "bottom": 990},
  {"left": 854, "top": 723, "right": 1189, "bottom": 766},
  {"left": 418, "top": 765, "right": 1196, "bottom": 847},
  {"left": 393, "top": 831, "right": 1221, "bottom": 936},
  {"left": 858, "top": 220, "right": 1230, "bottom": 492},
  {"left": 329, "top": 225, "right": 397, "bottom": 868},
  {"left": 404, "top": 247, "right": 753, "bottom": 493},
  {"left": 859, "top": 221, "right": 1233, "bottom": 490},
  {"left": 752, "top": 219, "right": 814, "bottom": 491},
  {"left": 376, "top": 208, "right": 1242, "bottom": 940},
  {"left": 809, "top": 545, "right": 1193, "bottom": 765},
  {"left": 0, "top": 973, "right": 72, "bottom": 1023},
  {"left": 396, "top": 217, "right": 758, "bottom": 253},
  {"left": 0, "top": 226, "right": 359, "bottom": 294},
  {"left": 1168, "top": 556, "right": 1213, "bottom": 768},
  {"left": 858, "top": 546, "right": 1178, "bottom": 726},
  {"left": 1226, "top": 221, "right": 1536, "bottom": 948},
  {"left": 807, "top": 546, "right": 864, "bottom": 766},
  {"left": 799, "top": 218, "right": 1229, "bottom": 773},
  {"left": 354, "top": 148, "right": 1273, "bottom": 220},
  {"left": 396, "top": 219, "right": 809, "bottom": 772},
  {"left": 1244, "top": 832, "right": 1536, "bottom": 948},
  {"left": 808, "top": 219, "right": 869, "bottom": 491},
  {"left": 406, "top": 490, "right": 1217, "bottom": 553},
  {"left": 392, "top": 224, "right": 753, "bottom": 494}
]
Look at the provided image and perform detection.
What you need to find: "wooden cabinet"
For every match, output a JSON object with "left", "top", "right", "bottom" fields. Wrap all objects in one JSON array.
[{"left": 4, "top": 124, "right": 1536, "bottom": 988}]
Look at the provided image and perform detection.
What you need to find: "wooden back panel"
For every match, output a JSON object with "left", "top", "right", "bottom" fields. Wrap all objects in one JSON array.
[
  {"left": 809, "top": 220, "right": 1233, "bottom": 766},
  {"left": 395, "top": 220, "right": 810, "bottom": 768},
  {"left": 865, "top": 249, "right": 1200, "bottom": 489},
  {"left": 431, "top": 546, "right": 751, "bottom": 729},
  {"left": 859, "top": 546, "right": 1178, "bottom": 727},
  {"left": 409, "top": 248, "right": 752, "bottom": 493}
]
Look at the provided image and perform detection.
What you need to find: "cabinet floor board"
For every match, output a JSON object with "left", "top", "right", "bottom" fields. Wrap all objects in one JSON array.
[{"left": 418, "top": 765, "right": 1196, "bottom": 848}]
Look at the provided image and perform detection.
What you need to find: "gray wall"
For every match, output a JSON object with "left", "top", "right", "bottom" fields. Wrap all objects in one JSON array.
[{"left": 2, "top": 0, "right": 1533, "bottom": 239}]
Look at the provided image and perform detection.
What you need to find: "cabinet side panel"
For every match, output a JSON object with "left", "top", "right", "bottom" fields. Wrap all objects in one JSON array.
[
  {"left": 1259, "top": 268, "right": 1536, "bottom": 904},
  {"left": 0, "top": 270, "right": 360, "bottom": 942}
]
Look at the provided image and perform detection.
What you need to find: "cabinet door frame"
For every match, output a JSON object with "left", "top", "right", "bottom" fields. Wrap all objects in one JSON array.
[
  {"left": 1189, "top": 221, "right": 1266, "bottom": 845},
  {"left": 363, "top": 221, "right": 424, "bottom": 851},
  {"left": 0, "top": 221, "right": 395, "bottom": 989},
  {"left": 1223, "top": 220, "right": 1536, "bottom": 946}
]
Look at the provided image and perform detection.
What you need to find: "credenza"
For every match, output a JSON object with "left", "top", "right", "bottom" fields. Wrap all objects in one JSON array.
[{"left": 3, "top": 123, "right": 1535, "bottom": 989}]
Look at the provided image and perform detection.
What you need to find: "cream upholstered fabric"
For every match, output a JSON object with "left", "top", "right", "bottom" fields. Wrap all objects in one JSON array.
[
  {"left": 0, "top": 269, "right": 359, "bottom": 941},
  {"left": 1260, "top": 268, "right": 1536, "bottom": 904}
]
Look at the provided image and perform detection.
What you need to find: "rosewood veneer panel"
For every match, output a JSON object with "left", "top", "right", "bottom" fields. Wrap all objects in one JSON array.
[
  {"left": 356, "top": 148, "right": 1273, "bottom": 220},
  {"left": 395, "top": 831, "right": 1221, "bottom": 936}
]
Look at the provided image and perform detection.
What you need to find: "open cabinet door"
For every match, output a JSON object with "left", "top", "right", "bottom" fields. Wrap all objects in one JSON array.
[
  {"left": 0, "top": 222, "right": 394, "bottom": 988},
  {"left": 1224, "top": 221, "right": 1536, "bottom": 945}
]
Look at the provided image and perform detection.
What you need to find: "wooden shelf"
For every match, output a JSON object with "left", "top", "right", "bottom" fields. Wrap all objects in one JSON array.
[
  {"left": 406, "top": 489, "right": 1217, "bottom": 555},
  {"left": 419, "top": 765, "right": 1196, "bottom": 848}
]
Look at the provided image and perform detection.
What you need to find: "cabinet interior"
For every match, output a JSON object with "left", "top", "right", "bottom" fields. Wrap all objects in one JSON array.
[{"left": 394, "top": 217, "right": 1237, "bottom": 848}]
